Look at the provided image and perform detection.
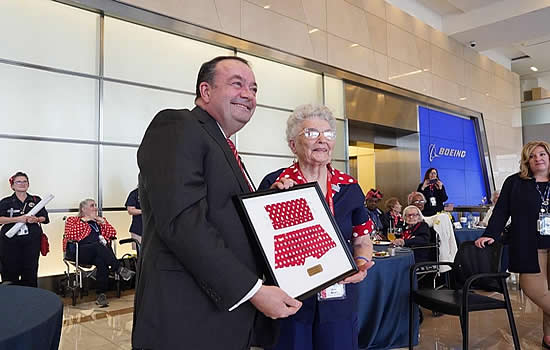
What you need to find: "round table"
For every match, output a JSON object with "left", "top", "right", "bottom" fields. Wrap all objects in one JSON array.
[
  {"left": 0, "top": 285, "right": 63, "bottom": 350},
  {"left": 357, "top": 250, "right": 419, "bottom": 350}
]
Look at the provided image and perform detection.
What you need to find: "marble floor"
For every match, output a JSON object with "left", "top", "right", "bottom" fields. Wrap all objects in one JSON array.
[{"left": 60, "top": 282, "right": 544, "bottom": 349}]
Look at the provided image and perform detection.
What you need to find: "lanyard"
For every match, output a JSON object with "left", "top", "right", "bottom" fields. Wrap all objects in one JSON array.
[
  {"left": 295, "top": 164, "right": 334, "bottom": 215},
  {"left": 536, "top": 182, "right": 550, "bottom": 213}
]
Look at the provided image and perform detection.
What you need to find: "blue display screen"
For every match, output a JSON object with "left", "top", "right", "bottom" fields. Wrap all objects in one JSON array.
[{"left": 418, "top": 106, "right": 487, "bottom": 206}]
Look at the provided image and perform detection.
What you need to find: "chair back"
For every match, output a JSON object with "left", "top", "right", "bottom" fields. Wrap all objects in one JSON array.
[{"left": 454, "top": 241, "right": 503, "bottom": 292}]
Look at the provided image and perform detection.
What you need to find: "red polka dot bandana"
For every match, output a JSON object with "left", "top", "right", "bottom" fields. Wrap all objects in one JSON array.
[{"left": 274, "top": 224, "right": 337, "bottom": 269}]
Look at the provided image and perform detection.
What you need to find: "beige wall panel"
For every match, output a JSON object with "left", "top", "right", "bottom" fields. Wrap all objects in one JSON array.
[
  {"left": 327, "top": 0, "right": 371, "bottom": 48},
  {"left": 102, "top": 146, "right": 140, "bottom": 208},
  {"left": 104, "top": 17, "right": 232, "bottom": 91},
  {"left": 0, "top": 140, "right": 97, "bottom": 210},
  {"left": 238, "top": 53, "right": 323, "bottom": 110},
  {"left": 39, "top": 212, "right": 72, "bottom": 277},
  {"left": 0, "top": 0, "right": 99, "bottom": 74},
  {"left": 0, "top": 64, "right": 98, "bottom": 141},
  {"left": 241, "top": 2, "right": 325, "bottom": 63},
  {"left": 324, "top": 76, "right": 345, "bottom": 120},
  {"left": 237, "top": 107, "right": 293, "bottom": 157},
  {"left": 103, "top": 81, "right": 195, "bottom": 144}
]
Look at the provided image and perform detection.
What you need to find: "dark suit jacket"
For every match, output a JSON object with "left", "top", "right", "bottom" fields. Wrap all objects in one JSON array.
[{"left": 132, "top": 107, "right": 274, "bottom": 349}]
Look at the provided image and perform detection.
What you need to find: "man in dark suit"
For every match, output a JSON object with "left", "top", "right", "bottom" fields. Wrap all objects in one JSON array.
[{"left": 132, "top": 56, "right": 302, "bottom": 350}]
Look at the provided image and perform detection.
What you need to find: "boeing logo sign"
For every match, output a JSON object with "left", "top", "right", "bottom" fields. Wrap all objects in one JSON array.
[{"left": 428, "top": 143, "right": 466, "bottom": 162}]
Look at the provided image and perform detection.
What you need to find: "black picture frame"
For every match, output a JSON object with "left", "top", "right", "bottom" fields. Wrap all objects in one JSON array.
[{"left": 237, "top": 182, "right": 358, "bottom": 301}]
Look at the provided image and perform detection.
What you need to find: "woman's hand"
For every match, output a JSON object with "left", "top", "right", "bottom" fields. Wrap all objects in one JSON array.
[
  {"left": 341, "top": 259, "right": 375, "bottom": 284},
  {"left": 392, "top": 238, "right": 405, "bottom": 247},
  {"left": 421, "top": 179, "right": 429, "bottom": 190},
  {"left": 16, "top": 215, "right": 28, "bottom": 223},
  {"left": 436, "top": 180, "right": 443, "bottom": 189},
  {"left": 270, "top": 177, "right": 296, "bottom": 190},
  {"left": 94, "top": 216, "right": 105, "bottom": 224},
  {"left": 26, "top": 215, "right": 39, "bottom": 224},
  {"left": 475, "top": 237, "right": 494, "bottom": 248}
]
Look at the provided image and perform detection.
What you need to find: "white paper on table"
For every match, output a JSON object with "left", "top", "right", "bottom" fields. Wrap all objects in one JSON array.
[{"left": 4, "top": 194, "right": 54, "bottom": 238}]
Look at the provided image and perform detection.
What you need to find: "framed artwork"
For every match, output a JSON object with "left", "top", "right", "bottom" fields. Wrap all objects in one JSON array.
[{"left": 237, "top": 183, "right": 357, "bottom": 300}]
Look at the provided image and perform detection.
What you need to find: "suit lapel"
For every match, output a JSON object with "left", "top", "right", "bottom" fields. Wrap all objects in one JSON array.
[{"left": 193, "top": 107, "right": 251, "bottom": 193}]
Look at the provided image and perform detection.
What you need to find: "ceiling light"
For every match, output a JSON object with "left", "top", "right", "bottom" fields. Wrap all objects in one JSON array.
[
  {"left": 531, "top": 66, "right": 539, "bottom": 72},
  {"left": 263, "top": 5, "right": 271, "bottom": 9},
  {"left": 349, "top": 43, "right": 359, "bottom": 48},
  {"left": 459, "top": 97, "right": 467, "bottom": 101},
  {"left": 308, "top": 28, "right": 319, "bottom": 34}
]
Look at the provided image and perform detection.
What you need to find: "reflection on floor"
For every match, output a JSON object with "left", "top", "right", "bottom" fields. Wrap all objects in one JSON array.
[{"left": 60, "top": 283, "right": 543, "bottom": 349}]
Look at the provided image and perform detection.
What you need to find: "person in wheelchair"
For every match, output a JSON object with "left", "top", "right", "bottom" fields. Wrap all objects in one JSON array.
[
  {"left": 391, "top": 205, "right": 431, "bottom": 263},
  {"left": 63, "top": 198, "right": 134, "bottom": 307}
]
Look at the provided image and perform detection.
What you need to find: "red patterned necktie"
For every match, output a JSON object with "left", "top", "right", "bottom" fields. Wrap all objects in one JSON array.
[{"left": 226, "top": 138, "right": 253, "bottom": 191}]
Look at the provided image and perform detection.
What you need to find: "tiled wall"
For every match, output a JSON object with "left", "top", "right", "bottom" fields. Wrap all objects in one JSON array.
[{"left": 119, "top": 0, "right": 522, "bottom": 189}]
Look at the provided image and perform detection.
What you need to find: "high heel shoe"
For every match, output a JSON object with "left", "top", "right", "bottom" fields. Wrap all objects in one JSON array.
[{"left": 542, "top": 338, "right": 550, "bottom": 349}]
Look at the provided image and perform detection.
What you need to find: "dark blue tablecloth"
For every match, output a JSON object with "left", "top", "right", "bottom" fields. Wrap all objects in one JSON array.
[
  {"left": 0, "top": 285, "right": 63, "bottom": 350},
  {"left": 357, "top": 251, "right": 419, "bottom": 350},
  {"left": 454, "top": 228, "right": 485, "bottom": 246}
]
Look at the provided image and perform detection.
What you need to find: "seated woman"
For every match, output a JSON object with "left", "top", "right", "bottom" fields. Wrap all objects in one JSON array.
[
  {"left": 365, "top": 188, "right": 387, "bottom": 240},
  {"left": 384, "top": 197, "right": 404, "bottom": 238},
  {"left": 63, "top": 198, "right": 134, "bottom": 307},
  {"left": 391, "top": 205, "right": 431, "bottom": 263}
]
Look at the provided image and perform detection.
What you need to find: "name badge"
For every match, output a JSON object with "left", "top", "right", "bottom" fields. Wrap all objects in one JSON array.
[
  {"left": 539, "top": 212, "right": 550, "bottom": 236},
  {"left": 318, "top": 283, "right": 346, "bottom": 301},
  {"left": 429, "top": 197, "right": 437, "bottom": 206},
  {"left": 17, "top": 224, "right": 29, "bottom": 236}
]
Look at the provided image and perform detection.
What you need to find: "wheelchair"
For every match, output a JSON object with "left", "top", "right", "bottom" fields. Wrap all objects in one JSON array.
[{"left": 62, "top": 234, "right": 140, "bottom": 306}]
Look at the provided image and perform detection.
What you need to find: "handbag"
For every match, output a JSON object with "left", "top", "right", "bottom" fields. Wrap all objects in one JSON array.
[{"left": 40, "top": 233, "right": 50, "bottom": 256}]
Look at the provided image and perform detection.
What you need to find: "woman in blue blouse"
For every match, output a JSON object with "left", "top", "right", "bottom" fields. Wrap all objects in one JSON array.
[{"left": 259, "top": 104, "right": 375, "bottom": 350}]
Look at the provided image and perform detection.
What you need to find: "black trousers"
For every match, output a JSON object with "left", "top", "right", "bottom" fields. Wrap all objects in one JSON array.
[
  {"left": 0, "top": 232, "right": 40, "bottom": 287},
  {"left": 68, "top": 242, "right": 120, "bottom": 294}
]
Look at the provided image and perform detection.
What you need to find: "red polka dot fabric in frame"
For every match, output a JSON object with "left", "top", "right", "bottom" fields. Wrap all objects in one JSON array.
[
  {"left": 264, "top": 198, "right": 313, "bottom": 230},
  {"left": 274, "top": 224, "right": 337, "bottom": 269}
]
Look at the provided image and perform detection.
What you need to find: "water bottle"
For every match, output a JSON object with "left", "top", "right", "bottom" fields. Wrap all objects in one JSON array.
[{"left": 466, "top": 213, "right": 473, "bottom": 229}]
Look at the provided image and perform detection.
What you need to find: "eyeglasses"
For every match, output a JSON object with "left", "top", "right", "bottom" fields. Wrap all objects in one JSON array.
[
  {"left": 299, "top": 128, "right": 336, "bottom": 140},
  {"left": 405, "top": 213, "right": 420, "bottom": 218},
  {"left": 14, "top": 180, "right": 28, "bottom": 185},
  {"left": 412, "top": 200, "right": 425, "bottom": 204}
]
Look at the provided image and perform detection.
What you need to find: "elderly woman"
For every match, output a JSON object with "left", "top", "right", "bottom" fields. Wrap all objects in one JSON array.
[
  {"left": 476, "top": 141, "right": 550, "bottom": 348},
  {"left": 0, "top": 171, "right": 49, "bottom": 287},
  {"left": 63, "top": 198, "right": 134, "bottom": 307},
  {"left": 384, "top": 197, "right": 404, "bottom": 239},
  {"left": 408, "top": 191, "right": 427, "bottom": 213},
  {"left": 392, "top": 205, "right": 431, "bottom": 263},
  {"left": 365, "top": 188, "right": 387, "bottom": 239},
  {"left": 259, "top": 104, "right": 374, "bottom": 350}
]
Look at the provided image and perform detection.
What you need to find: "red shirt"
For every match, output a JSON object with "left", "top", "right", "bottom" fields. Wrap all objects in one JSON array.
[{"left": 63, "top": 216, "right": 117, "bottom": 251}]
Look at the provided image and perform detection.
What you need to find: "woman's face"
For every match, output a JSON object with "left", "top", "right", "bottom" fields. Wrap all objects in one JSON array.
[
  {"left": 82, "top": 201, "right": 98, "bottom": 217},
  {"left": 411, "top": 195, "right": 425, "bottom": 211},
  {"left": 290, "top": 118, "right": 335, "bottom": 168},
  {"left": 404, "top": 208, "right": 421, "bottom": 225},
  {"left": 528, "top": 145, "right": 549, "bottom": 175},
  {"left": 428, "top": 169, "right": 438, "bottom": 180},
  {"left": 392, "top": 201, "right": 402, "bottom": 213},
  {"left": 11, "top": 176, "right": 29, "bottom": 193}
]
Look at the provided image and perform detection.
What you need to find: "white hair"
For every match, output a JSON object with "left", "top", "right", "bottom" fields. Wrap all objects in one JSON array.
[
  {"left": 286, "top": 104, "right": 336, "bottom": 143},
  {"left": 78, "top": 198, "right": 96, "bottom": 217},
  {"left": 403, "top": 205, "right": 424, "bottom": 221}
]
